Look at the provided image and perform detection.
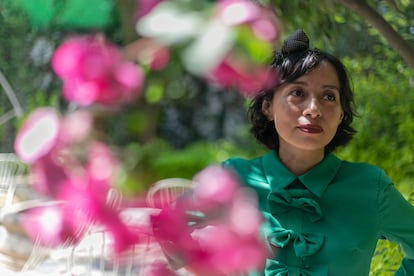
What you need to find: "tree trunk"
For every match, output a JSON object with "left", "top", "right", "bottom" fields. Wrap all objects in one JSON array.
[
  {"left": 116, "top": 0, "right": 138, "bottom": 43},
  {"left": 116, "top": 0, "right": 162, "bottom": 144},
  {"left": 336, "top": 0, "right": 414, "bottom": 71}
]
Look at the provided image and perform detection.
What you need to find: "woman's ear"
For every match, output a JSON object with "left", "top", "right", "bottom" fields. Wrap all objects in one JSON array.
[
  {"left": 338, "top": 112, "right": 344, "bottom": 126},
  {"left": 262, "top": 100, "right": 273, "bottom": 121}
]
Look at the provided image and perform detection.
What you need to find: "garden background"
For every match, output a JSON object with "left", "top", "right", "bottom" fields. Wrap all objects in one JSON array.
[{"left": 0, "top": 0, "right": 414, "bottom": 275}]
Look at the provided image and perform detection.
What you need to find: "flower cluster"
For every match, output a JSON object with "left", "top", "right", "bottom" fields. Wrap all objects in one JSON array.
[
  {"left": 207, "top": 0, "right": 280, "bottom": 93},
  {"left": 13, "top": 0, "right": 280, "bottom": 274},
  {"left": 136, "top": 0, "right": 280, "bottom": 94},
  {"left": 150, "top": 166, "right": 268, "bottom": 275},
  {"left": 14, "top": 108, "right": 140, "bottom": 252},
  {"left": 52, "top": 35, "right": 144, "bottom": 106}
]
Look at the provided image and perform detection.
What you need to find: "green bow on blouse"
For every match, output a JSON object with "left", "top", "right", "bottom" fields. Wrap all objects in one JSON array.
[
  {"left": 265, "top": 260, "right": 328, "bottom": 276},
  {"left": 267, "top": 189, "right": 323, "bottom": 222},
  {"left": 267, "top": 227, "right": 325, "bottom": 257}
]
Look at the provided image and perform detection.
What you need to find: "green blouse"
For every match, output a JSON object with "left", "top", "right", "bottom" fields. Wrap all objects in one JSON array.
[{"left": 223, "top": 151, "right": 414, "bottom": 276}]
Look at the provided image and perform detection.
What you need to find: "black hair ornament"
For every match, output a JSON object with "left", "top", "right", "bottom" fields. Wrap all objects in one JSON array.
[
  {"left": 281, "top": 29, "right": 310, "bottom": 56},
  {"left": 272, "top": 29, "right": 310, "bottom": 66}
]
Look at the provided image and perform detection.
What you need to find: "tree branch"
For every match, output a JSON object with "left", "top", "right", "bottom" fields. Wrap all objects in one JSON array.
[{"left": 336, "top": 0, "right": 414, "bottom": 71}]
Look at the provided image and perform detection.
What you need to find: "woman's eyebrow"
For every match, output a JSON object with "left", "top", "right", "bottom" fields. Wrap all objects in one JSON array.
[
  {"left": 291, "top": 81, "right": 339, "bottom": 90},
  {"left": 322, "top": 84, "right": 340, "bottom": 90}
]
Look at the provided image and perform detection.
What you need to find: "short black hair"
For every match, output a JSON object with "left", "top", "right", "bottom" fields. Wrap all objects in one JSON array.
[{"left": 247, "top": 48, "right": 356, "bottom": 152}]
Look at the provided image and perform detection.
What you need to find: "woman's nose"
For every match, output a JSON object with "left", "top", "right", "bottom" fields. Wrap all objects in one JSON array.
[{"left": 303, "top": 98, "right": 321, "bottom": 118}]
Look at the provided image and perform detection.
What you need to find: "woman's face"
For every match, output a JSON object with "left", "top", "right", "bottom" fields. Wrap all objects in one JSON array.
[{"left": 262, "top": 61, "right": 344, "bottom": 154}]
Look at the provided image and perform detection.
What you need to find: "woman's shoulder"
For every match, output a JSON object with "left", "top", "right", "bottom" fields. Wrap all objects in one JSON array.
[
  {"left": 222, "top": 155, "right": 258, "bottom": 165},
  {"left": 222, "top": 153, "right": 267, "bottom": 171},
  {"left": 222, "top": 153, "right": 271, "bottom": 181},
  {"left": 340, "top": 158, "right": 383, "bottom": 173},
  {"left": 337, "top": 157, "right": 392, "bottom": 186}
]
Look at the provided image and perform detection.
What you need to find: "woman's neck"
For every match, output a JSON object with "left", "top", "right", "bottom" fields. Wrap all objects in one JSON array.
[{"left": 277, "top": 146, "right": 325, "bottom": 176}]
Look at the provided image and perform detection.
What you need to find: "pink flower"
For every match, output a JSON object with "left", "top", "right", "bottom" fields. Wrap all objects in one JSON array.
[
  {"left": 123, "top": 38, "right": 170, "bottom": 71},
  {"left": 216, "top": 0, "right": 279, "bottom": 42},
  {"left": 20, "top": 204, "right": 85, "bottom": 248},
  {"left": 146, "top": 46, "right": 170, "bottom": 71},
  {"left": 14, "top": 108, "right": 61, "bottom": 164},
  {"left": 14, "top": 108, "right": 95, "bottom": 197},
  {"left": 142, "top": 262, "right": 176, "bottom": 276},
  {"left": 86, "top": 142, "right": 120, "bottom": 182},
  {"left": 189, "top": 223, "right": 266, "bottom": 275},
  {"left": 52, "top": 35, "right": 144, "bottom": 106},
  {"left": 60, "top": 109, "right": 93, "bottom": 144},
  {"left": 135, "top": 0, "right": 163, "bottom": 20},
  {"left": 217, "top": 0, "right": 261, "bottom": 26},
  {"left": 192, "top": 165, "right": 239, "bottom": 210},
  {"left": 150, "top": 166, "right": 268, "bottom": 275},
  {"left": 14, "top": 108, "right": 71, "bottom": 197},
  {"left": 30, "top": 153, "right": 71, "bottom": 197},
  {"left": 208, "top": 57, "right": 278, "bottom": 95},
  {"left": 58, "top": 175, "right": 140, "bottom": 254}
]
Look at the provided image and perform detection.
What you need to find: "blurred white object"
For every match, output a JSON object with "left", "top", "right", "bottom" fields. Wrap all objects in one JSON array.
[
  {"left": 0, "top": 169, "right": 195, "bottom": 275},
  {"left": 146, "top": 178, "right": 193, "bottom": 208},
  {"left": 0, "top": 70, "right": 23, "bottom": 125},
  {"left": 0, "top": 153, "right": 44, "bottom": 272}
]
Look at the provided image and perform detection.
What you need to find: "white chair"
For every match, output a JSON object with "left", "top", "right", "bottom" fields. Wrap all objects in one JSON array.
[
  {"left": 0, "top": 70, "right": 23, "bottom": 126},
  {"left": 0, "top": 153, "right": 40, "bottom": 272},
  {"left": 146, "top": 178, "right": 193, "bottom": 209}
]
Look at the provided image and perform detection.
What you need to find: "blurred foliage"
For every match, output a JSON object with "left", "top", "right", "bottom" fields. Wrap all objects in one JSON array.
[
  {"left": 6, "top": 0, "right": 115, "bottom": 29},
  {"left": 116, "top": 137, "right": 264, "bottom": 195},
  {"left": 1, "top": 0, "right": 414, "bottom": 274},
  {"left": 336, "top": 52, "right": 413, "bottom": 275}
]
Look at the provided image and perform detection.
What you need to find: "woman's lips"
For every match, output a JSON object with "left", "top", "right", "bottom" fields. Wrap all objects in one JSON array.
[{"left": 298, "top": 124, "right": 323, "bottom": 133}]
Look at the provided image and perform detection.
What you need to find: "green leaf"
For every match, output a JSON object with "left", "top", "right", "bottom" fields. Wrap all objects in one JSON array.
[
  {"left": 11, "top": 0, "right": 54, "bottom": 29},
  {"left": 8, "top": 0, "right": 114, "bottom": 29},
  {"left": 58, "top": 0, "right": 114, "bottom": 29},
  {"left": 235, "top": 25, "right": 273, "bottom": 65},
  {"left": 333, "top": 15, "right": 346, "bottom": 23},
  {"left": 145, "top": 82, "right": 164, "bottom": 104}
]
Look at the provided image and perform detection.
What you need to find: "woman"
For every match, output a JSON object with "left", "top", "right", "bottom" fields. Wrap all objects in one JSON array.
[{"left": 223, "top": 29, "right": 414, "bottom": 275}]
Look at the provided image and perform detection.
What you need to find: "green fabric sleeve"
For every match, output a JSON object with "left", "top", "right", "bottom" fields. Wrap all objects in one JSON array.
[
  {"left": 395, "top": 259, "right": 414, "bottom": 276},
  {"left": 377, "top": 170, "right": 414, "bottom": 275}
]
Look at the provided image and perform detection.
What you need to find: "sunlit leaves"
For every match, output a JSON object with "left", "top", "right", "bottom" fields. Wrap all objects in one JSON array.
[
  {"left": 136, "top": 0, "right": 280, "bottom": 94},
  {"left": 136, "top": 1, "right": 205, "bottom": 45},
  {"left": 9, "top": 0, "right": 114, "bottom": 29}
]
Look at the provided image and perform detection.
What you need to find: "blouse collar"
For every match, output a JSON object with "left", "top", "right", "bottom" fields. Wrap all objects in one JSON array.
[{"left": 262, "top": 151, "right": 342, "bottom": 198}]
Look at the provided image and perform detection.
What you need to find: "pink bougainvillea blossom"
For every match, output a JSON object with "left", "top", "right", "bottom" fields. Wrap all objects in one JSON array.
[
  {"left": 14, "top": 108, "right": 61, "bottom": 164},
  {"left": 52, "top": 35, "right": 144, "bottom": 106},
  {"left": 189, "top": 223, "right": 267, "bottom": 275},
  {"left": 208, "top": 56, "right": 278, "bottom": 95},
  {"left": 135, "top": 0, "right": 163, "bottom": 20},
  {"left": 60, "top": 109, "right": 93, "bottom": 145},
  {"left": 192, "top": 165, "right": 239, "bottom": 210},
  {"left": 216, "top": 0, "right": 279, "bottom": 42},
  {"left": 29, "top": 153, "right": 71, "bottom": 197},
  {"left": 14, "top": 108, "right": 95, "bottom": 197},
  {"left": 20, "top": 204, "right": 85, "bottom": 248},
  {"left": 54, "top": 174, "right": 140, "bottom": 253},
  {"left": 251, "top": 14, "right": 279, "bottom": 42},
  {"left": 150, "top": 165, "right": 268, "bottom": 275},
  {"left": 141, "top": 262, "right": 176, "bottom": 276},
  {"left": 216, "top": 0, "right": 261, "bottom": 26},
  {"left": 15, "top": 109, "right": 141, "bottom": 253},
  {"left": 123, "top": 38, "right": 170, "bottom": 71},
  {"left": 86, "top": 141, "right": 120, "bottom": 182}
]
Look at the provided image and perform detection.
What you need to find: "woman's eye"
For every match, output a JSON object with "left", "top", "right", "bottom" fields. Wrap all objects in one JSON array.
[
  {"left": 324, "top": 94, "right": 336, "bottom": 101},
  {"left": 290, "top": 90, "right": 303, "bottom": 97}
]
